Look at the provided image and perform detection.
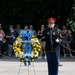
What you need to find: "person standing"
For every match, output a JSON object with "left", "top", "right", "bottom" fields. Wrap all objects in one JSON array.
[
  {"left": 62, "top": 25, "right": 73, "bottom": 57},
  {"left": 29, "top": 25, "right": 36, "bottom": 36},
  {"left": 0, "top": 27, "right": 5, "bottom": 58},
  {"left": 42, "top": 17, "right": 60, "bottom": 75},
  {"left": 15, "top": 24, "right": 22, "bottom": 36},
  {"left": 37, "top": 24, "right": 46, "bottom": 59},
  {"left": 6, "top": 25, "right": 18, "bottom": 57}
]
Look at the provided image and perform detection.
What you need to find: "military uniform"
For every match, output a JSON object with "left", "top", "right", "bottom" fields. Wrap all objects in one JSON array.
[{"left": 43, "top": 18, "right": 60, "bottom": 75}]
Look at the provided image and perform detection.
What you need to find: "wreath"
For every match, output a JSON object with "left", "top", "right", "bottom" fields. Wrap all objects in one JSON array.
[{"left": 13, "top": 36, "right": 41, "bottom": 62}]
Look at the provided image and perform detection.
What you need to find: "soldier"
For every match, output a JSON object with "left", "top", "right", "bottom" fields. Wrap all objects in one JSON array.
[{"left": 42, "top": 17, "right": 60, "bottom": 75}]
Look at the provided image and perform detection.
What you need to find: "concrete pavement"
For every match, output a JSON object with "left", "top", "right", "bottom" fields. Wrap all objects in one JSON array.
[{"left": 0, "top": 56, "right": 75, "bottom": 75}]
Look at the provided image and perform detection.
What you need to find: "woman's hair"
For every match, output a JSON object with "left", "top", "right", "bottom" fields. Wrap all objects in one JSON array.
[{"left": 24, "top": 25, "right": 28, "bottom": 27}]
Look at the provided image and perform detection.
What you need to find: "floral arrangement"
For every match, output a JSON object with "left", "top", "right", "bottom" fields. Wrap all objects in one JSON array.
[{"left": 13, "top": 36, "right": 41, "bottom": 62}]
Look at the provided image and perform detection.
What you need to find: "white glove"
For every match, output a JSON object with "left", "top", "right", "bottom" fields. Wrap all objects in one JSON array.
[{"left": 56, "top": 38, "right": 59, "bottom": 43}]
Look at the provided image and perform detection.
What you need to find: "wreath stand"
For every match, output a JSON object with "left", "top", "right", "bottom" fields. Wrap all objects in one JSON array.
[
  {"left": 17, "top": 55, "right": 36, "bottom": 75},
  {"left": 16, "top": 40, "right": 39, "bottom": 75}
]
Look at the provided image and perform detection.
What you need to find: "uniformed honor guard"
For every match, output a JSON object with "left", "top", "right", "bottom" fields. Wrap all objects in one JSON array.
[{"left": 42, "top": 17, "right": 60, "bottom": 75}]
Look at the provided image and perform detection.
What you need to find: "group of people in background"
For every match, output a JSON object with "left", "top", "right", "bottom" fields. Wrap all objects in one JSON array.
[{"left": 0, "top": 23, "right": 73, "bottom": 58}]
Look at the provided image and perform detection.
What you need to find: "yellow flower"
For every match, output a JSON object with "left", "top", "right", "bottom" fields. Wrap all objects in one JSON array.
[
  {"left": 13, "top": 35, "right": 41, "bottom": 62},
  {"left": 19, "top": 56, "right": 23, "bottom": 58},
  {"left": 38, "top": 48, "right": 41, "bottom": 51},
  {"left": 14, "top": 50, "right": 16, "bottom": 52},
  {"left": 16, "top": 52, "right": 18, "bottom": 54},
  {"left": 26, "top": 58, "right": 28, "bottom": 61}
]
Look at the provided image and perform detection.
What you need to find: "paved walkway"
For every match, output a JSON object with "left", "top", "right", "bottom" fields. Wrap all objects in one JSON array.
[{"left": 0, "top": 56, "right": 75, "bottom": 75}]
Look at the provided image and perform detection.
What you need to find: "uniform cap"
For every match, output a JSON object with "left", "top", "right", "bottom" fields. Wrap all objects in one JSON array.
[{"left": 47, "top": 17, "right": 56, "bottom": 23}]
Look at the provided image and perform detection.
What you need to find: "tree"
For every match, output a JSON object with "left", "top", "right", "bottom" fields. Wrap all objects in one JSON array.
[{"left": 67, "top": 0, "right": 75, "bottom": 32}]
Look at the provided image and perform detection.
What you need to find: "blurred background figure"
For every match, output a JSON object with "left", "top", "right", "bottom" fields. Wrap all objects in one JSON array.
[
  {"left": 6, "top": 25, "right": 18, "bottom": 57},
  {"left": 62, "top": 25, "right": 73, "bottom": 57},
  {"left": 29, "top": 25, "right": 36, "bottom": 36},
  {"left": 20, "top": 25, "right": 32, "bottom": 66},
  {"left": 20, "top": 25, "right": 28, "bottom": 36},
  {"left": 0, "top": 24, "right": 5, "bottom": 58},
  {"left": 15, "top": 24, "right": 22, "bottom": 36},
  {"left": 19, "top": 25, "right": 29, "bottom": 53},
  {"left": 0, "top": 23, "right": 1, "bottom": 28},
  {"left": 37, "top": 24, "right": 46, "bottom": 59},
  {"left": 55, "top": 25, "right": 61, "bottom": 32}
]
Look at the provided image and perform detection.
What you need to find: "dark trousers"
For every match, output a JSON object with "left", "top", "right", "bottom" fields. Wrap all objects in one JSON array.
[{"left": 46, "top": 51, "right": 58, "bottom": 75}]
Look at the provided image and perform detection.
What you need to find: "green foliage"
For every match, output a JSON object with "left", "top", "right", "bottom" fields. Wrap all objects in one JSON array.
[
  {"left": 67, "top": 1, "right": 75, "bottom": 32},
  {"left": 0, "top": 0, "right": 74, "bottom": 31}
]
